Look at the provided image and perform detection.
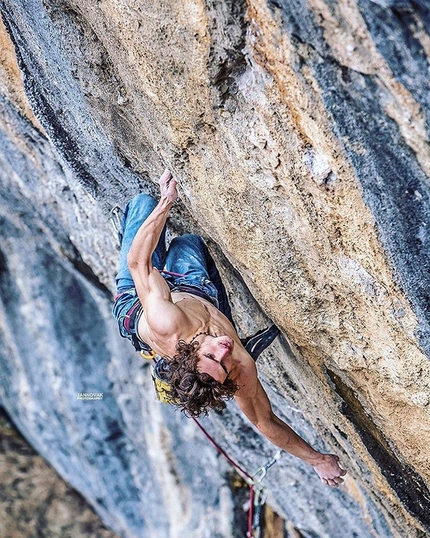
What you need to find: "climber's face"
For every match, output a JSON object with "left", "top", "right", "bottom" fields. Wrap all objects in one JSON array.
[{"left": 193, "top": 333, "right": 234, "bottom": 384}]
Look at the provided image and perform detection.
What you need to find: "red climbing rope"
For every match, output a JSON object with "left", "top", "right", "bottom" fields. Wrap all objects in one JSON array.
[
  {"left": 191, "top": 416, "right": 257, "bottom": 538},
  {"left": 191, "top": 416, "right": 253, "bottom": 480}
]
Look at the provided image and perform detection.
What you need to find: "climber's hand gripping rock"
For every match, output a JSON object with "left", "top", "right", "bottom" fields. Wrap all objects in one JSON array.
[
  {"left": 159, "top": 168, "right": 178, "bottom": 204},
  {"left": 313, "top": 454, "right": 347, "bottom": 487}
]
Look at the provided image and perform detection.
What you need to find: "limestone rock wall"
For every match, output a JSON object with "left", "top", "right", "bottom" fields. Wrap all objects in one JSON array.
[
  {"left": 0, "top": 409, "right": 120, "bottom": 538},
  {"left": 0, "top": 1, "right": 429, "bottom": 537}
]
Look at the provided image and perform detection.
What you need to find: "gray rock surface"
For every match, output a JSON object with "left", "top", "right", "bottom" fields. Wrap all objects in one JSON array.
[
  {"left": 0, "top": 409, "right": 120, "bottom": 538},
  {"left": 0, "top": 1, "right": 430, "bottom": 537},
  {"left": 0, "top": 99, "right": 241, "bottom": 537}
]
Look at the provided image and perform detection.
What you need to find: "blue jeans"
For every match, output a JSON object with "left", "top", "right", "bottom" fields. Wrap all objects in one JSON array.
[{"left": 113, "top": 194, "right": 234, "bottom": 350}]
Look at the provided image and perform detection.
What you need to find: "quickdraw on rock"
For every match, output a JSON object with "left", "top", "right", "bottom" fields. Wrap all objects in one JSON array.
[
  {"left": 252, "top": 450, "right": 283, "bottom": 484},
  {"left": 246, "top": 451, "right": 283, "bottom": 537},
  {"left": 250, "top": 487, "right": 268, "bottom": 538}
]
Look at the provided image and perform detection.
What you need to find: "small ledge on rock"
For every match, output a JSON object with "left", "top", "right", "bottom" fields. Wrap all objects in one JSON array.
[{"left": 303, "top": 147, "right": 337, "bottom": 190}]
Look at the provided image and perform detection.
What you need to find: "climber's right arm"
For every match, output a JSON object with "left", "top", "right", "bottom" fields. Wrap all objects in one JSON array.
[
  {"left": 127, "top": 170, "right": 187, "bottom": 334},
  {"left": 127, "top": 169, "right": 177, "bottom": 280}
]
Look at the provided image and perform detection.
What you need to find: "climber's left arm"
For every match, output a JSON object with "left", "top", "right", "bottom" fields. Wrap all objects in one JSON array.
[{"left": 234, "top": 378, "right": 347, "bottom": 487}]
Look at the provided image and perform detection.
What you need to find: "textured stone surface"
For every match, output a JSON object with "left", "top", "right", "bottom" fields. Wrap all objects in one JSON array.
[
  {"left": 0, "top": 409, "right": 120, "bottom": 538},
  {"left": 0, "top": 0, "right": 430, "bottom": 537},
  {"left": 0, "top": 97, "right": 241, "bottom": 537}
]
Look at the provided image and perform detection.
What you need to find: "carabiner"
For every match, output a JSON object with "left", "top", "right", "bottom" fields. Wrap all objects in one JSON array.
[{"left": 252, "top": 450, "right": 283, "bottom": 484}]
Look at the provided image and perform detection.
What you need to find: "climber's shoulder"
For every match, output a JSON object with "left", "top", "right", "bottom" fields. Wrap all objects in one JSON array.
[{"left": 231, "top": 349, "right": 260, "bottom": 396}]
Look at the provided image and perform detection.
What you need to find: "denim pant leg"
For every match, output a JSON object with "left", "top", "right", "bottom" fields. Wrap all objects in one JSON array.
[
  {"left": 165, "top": 234, "right": 235, "bottom": 326},
  {"left": 115, "top": 193, "right": 166, "bottom": 290}
]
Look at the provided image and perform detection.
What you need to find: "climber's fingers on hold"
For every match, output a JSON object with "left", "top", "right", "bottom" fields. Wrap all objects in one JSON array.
[
  {"left": 159, "top": 168, "right": 172, "bottom": 186},
  {"left": 321, "top": 477, "right": 343, "bottom": 487}
]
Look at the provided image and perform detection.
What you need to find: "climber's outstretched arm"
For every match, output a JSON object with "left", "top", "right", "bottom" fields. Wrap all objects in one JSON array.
[
  {"left": 128, "top": 170, "right": 187, "bottom": 335},
  {"left": 235, "top": 379, "right": 347, "bottom": 487},
  {"left": 127, "top": 169, "right": 177, "bottom": 281}
]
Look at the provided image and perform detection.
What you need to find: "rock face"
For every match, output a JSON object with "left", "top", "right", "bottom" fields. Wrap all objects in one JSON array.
[
  {"left": 0, "top": 1, "right": 429, "bottom": 537},
  {"left": 0, "top": 409, "right": 120, "bottom": 538}
]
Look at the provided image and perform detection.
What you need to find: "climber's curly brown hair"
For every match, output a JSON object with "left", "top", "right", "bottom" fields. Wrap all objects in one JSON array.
[{"left": 162, "top": 339, "right": 238, "bottom": 417}]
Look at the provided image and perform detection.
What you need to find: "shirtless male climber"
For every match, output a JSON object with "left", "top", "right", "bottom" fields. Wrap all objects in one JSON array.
[{"left": 112, "top": 169, "right": 347, "bottom": 487}]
